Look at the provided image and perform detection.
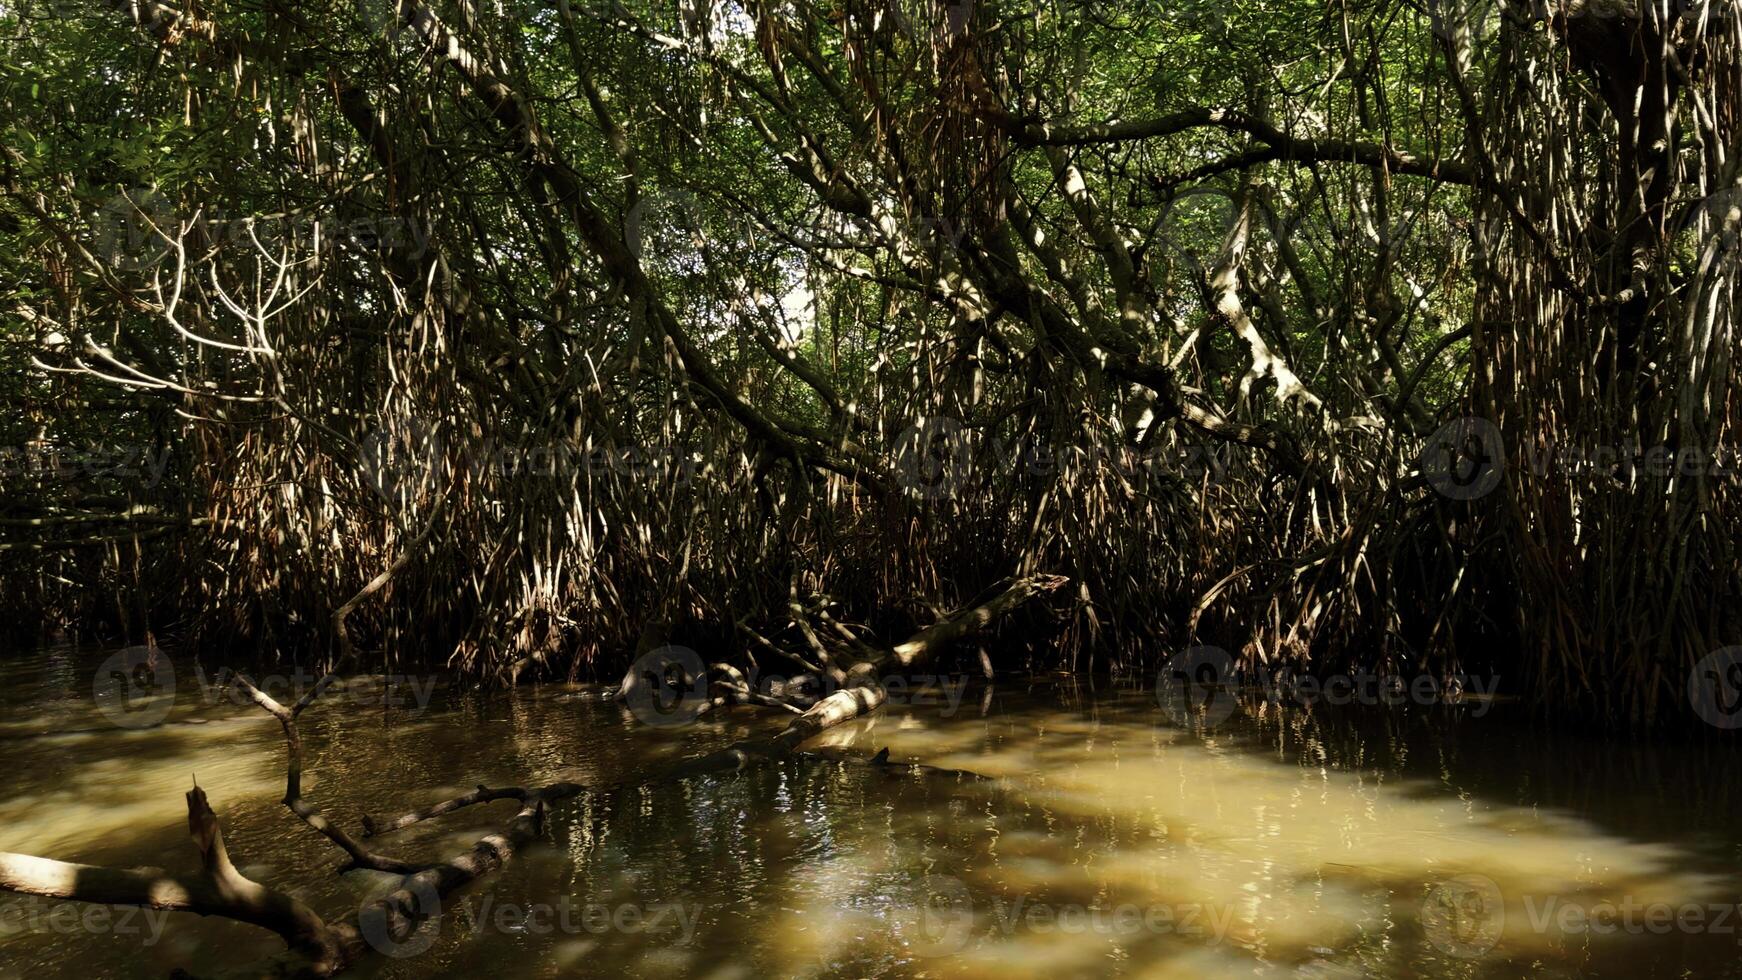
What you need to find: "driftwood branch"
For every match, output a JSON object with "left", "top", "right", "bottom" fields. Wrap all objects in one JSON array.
[
  {"left": 361, "top": 785, "right": 529, "bottom": 838},
  {"left": 229, "top": 674, "right": 421, "bottom": 876},
  {"left": 0, "top": 783, "right": 346, "bottom": 974}
]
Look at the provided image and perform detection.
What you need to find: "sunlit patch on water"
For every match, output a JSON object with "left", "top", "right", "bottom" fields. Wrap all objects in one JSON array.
[{"left": 1, "top": 650, "right": 1740, "bottom": 978}]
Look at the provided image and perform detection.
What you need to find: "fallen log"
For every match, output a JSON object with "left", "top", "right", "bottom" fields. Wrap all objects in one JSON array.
[{"left": 0, "top": 783, "right": 347, "bottom": 975}]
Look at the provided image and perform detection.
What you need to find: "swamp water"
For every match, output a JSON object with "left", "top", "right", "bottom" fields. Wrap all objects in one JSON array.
[{"left": 1, "top": 646, "right": 1739, "bottom": 978}]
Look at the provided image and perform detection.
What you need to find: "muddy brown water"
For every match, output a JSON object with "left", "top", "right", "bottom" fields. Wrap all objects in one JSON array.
[{"left": 1, "top": 646, "right": 1739, "bottom": 978}]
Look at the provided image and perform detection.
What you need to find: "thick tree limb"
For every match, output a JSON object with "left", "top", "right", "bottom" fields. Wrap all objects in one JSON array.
[
  {"left": 1011, "top": 106, "right": 1477, "bottom": 187},
  {"left": 361, "top": 785, "right": 529, "bottom": 838},
  {"left": 0, "top": 784, "right": 345, "bottom": 974}
]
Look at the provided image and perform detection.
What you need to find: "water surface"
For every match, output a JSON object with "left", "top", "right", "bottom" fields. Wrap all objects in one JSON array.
[{"left": 1, "top": 647, "right": 1739, "bottom": 978}]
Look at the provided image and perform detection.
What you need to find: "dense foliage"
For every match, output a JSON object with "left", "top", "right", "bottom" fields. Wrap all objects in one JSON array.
[{"left": 2, "top": 0, "right": 1737, "bottom": 723}]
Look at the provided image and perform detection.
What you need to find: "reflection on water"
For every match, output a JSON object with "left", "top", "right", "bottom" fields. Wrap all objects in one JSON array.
[{"left": 1, "top": 648, "right": 1740, "bottom": 978}]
